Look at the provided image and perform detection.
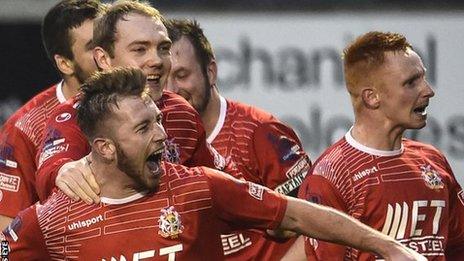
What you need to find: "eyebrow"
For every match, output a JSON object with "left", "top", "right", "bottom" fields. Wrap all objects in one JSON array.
[
  {"left": 402, "top": 70, "right": 424, "bottom": 86},
  {"left": 133, "top": 119, "right": 149, "bottom": 131},
  {"left": 128, "top": 40, "right": 151, "bottom": 47}
]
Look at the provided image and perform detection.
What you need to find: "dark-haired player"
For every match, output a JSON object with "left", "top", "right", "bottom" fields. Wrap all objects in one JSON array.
[
  {"left": 166, "top": 19, "right": 311, "bottom": 260},
  {"left": 4, "top": 67, "right": 424, "bottom": 261},
  {"left": 0, "top": 0, "right": 104, "bottom": 229},
  {"left": 35, "top": 0, "right": 235, "bottom": 202}
]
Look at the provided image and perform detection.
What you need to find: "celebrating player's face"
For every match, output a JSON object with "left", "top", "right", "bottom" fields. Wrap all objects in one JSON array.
[
  {"left": 168, "top": 37, "right": 211, "bottom": 114},
  {"left": 69, "top": 19, "right": 97, "bottom": 84},
  {"left": 110, "top": 13, "right": 172, "bottom": 101},
  {"left": 109, "top": 95, "right": 166, "bottom": 192},
  {"left": 374, "top": 49, "right": 435, "bottom": 130}
]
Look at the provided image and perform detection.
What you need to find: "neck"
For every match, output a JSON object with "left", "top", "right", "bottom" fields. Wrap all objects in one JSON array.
[
  {"left": 89, "top": 153, "right": 140, "bottom": 199},
  {"left": 62, "top": 77, "right": 81, "bottom": 100},
  {"left": 200, "top": 87, "right": 221, "bottom": 137},
  {"left": 351, "top": 115, "right": 405, "bottom": 151}
]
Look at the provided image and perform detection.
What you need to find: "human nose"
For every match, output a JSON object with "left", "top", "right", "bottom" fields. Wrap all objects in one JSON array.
[
  {"left": 146, "top": 48, "right": 162, "bottom": 68},
  {"left": 152, "top": 121, "right": 167, "bottom": 144},
  {"left": 424, "top": 80, "right": 435, "bottom": 98}
]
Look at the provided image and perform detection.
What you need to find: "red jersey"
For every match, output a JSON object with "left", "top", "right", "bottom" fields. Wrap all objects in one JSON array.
[
  {"left": 0, "top": 83, "right": 66, "bottom": 217},
  {"left": 35, "top": 91, "right": 227, "bottom": 201},
  {"left": 209, "top": 97, "right": 311, "bottom": 260},
  {"left": 298, "top": 130, "right": 464, "bottom": 260},
  {"left": 3, "top": 162, "right": 287, "bottom": 260}
]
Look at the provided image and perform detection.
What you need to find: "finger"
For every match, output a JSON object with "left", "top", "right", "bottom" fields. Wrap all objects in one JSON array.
[
  {"left": 66, "top": 176, "right": 95, "bottom": 204},
  {"left": 56, "top": 179, "right": 80, "bottom": 201},
  {"left": 74, "top": 170, "right": 100, "bottom": 204},
  {"left": 84, "top": 159, "right": 101, "bottom": 195}
]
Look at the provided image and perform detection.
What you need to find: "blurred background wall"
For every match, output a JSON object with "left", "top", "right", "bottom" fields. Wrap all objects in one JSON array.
[{"left": 1, "top": 0, "right": 463, "bottom": 185}]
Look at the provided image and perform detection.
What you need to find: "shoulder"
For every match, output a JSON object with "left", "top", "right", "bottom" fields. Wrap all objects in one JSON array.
[
  {"left": 403, "top": 138, "right": 446, "bottom": 160},
  {"left": 313, "top": 137, "right": 349, "bottom": 167},
  {"left": 164, "top": 162, "right": 208, "bottom": 188},
  {"left": 160, "top": 91, "right": 196, "bottom": 112},
  {"left": 227, "top": 99, "right": 275, "bottom": 123},
  {"left": 3, "top": 84, "right": 59, "bottom": 126}
]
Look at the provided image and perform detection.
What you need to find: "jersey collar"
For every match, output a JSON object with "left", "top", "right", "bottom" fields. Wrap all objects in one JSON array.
[
  {"left": 55, "top": 80, "right": 67, "bottom": 103},
  {"left": 100, "top": 191, "right": 148, "bottom": 205},
  {"left": 345, "top": 127, "right": 404, "bottom": 157},
  {"left": 207, "top": 95, "right": 227, "bottom": 143}
]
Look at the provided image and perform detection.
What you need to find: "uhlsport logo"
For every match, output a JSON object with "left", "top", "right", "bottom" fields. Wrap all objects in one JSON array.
[
  {"left": 158, "top": 206, "right": 184, "bottom": 239},
  {"left": 55, "top": 112, "right": 72, "bottom": 123},
  {"left": 420, "top": 165, "right": 444, "bottom": 190}
]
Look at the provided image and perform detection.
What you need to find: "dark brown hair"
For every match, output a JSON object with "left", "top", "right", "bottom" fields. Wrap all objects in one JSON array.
[{"left": 77, "top": 67, "right": 147, "bottom": 140}]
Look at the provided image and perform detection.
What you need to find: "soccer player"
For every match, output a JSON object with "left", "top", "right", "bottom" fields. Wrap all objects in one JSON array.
[
  {"left": 284, "top": 31, "right": 464, "bottom": 260},
  {"left": 0, "top": 0, "right": 104, "bottom": 229},
  {"left": 35, "top": 0, "right": 232, "bottom": 202},
  {"left": 2, "top": 67, "right": 425, "bottom": 261},
  {"left": 166, "top": 19, "right": 311, "bottom": 260}
]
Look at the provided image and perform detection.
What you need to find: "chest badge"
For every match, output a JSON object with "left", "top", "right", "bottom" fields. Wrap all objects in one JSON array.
[
  {"left": 158, "top": 206, "right": 184, "bottom": 239},
  {"left": 163, "top": 139, "right": 180, "bottom": 164},
  {"left": 421, "top": 165, "right": 444, "bottom": 190}
]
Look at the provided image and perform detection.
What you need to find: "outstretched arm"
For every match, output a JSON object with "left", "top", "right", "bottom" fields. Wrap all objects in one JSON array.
[{"left": 280, "top": 197, "right": 425, "bottom": 261}]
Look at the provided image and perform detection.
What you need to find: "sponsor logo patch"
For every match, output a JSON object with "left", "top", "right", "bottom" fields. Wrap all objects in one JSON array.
[
  {"left": 268, "top": 134, "right": 301, "bottom": 164},
  {"left": 158, "top": 206, "right": 184, "bottom": 239},
  {"left": 248, "top": 182, "right": 265, "bottom": 200},
  {"left": 420, "top": 165, "right": 444, "bottom": 190},
  {"left": 0, "top": 172, "right": 20, "bottom": 192},
  {"left": 285, "top": 155, "right": 310, "bottom": 179},
  {"left": 38, "top": 138, "right": 69, "bottom": 167},
  {"left": 4, "top": 216, "right": 22, "bottom": 242},
  {"left": 55, "top": 112, "right": 71, "bottom": 122},
  {"left": 0, "top": 143, "right": 17, "bottom": 169}
]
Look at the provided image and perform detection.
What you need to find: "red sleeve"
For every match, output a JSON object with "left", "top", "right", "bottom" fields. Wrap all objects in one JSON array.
[
  {"left": 298, "top": 173, "right": 347, "bottom": 260},
  {"left": 0, "top": 122, "right": 38, "bottom": 217},
  {"left": 443, "top": 158, "right": 464, "bottom": 259},
  {"left": 1, "top": 204, "right": 50, "bottom": 260},
  {"left": 251, "top": 121, "right": 311, "bottom": 195},
  {"left": 203, "top": 167, "right": 287, "bottom": 231},
  {"left": 35, "top": 104, "right": 90, "bottom": 201},
  {"left": 162, "top": 101, "right": 219, "bottom": 169}
]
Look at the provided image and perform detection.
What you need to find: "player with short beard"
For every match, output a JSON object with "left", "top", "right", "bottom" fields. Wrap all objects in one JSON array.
[
  {"left": 3, "top": 67, "right": 425, "bottom": 261},
  {"left": 166, "top": 19, "right": 311, "bottom": 260},
  {"left": 0, "top": 0, "right": 104, "bottom": 229},
  {"left": 35, "top": 0, "right": 237, "bottom": 203}
]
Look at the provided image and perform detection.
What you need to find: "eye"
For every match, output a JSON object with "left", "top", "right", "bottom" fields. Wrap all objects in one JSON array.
[
  {"left": 159, "top": 43, "right": 171, "bottom": 55},
  {"left": 175, "top": 71, "right": 188, "bottom": 80},
  {"left": 137, "top": 124, "right": 148, "bottom": 134},
  {"left": 132, "top": 46, "right": 147, "bottom": 54}
]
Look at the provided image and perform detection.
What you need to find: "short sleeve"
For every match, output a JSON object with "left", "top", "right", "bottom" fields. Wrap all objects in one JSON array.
[
  {"left": 204, "top": 168, "right": 287, "bottom": 231},
  {"left": 251, "top": 121, "right": 311, "bottom": 195},
  {"left": 2, "top": 204, "right": 50, "bottom": 260},
  {"left": 0, "top": 122, "right": 39, "bottom": 217}
]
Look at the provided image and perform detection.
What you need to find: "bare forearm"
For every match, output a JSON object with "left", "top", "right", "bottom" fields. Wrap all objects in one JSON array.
[{"left": 281, "top": 198, "right": 399, "bottom": 258}]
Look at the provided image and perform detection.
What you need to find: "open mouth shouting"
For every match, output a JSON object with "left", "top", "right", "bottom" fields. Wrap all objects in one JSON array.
[
  {"left": 413, "top": 103, "right": 428, "bottom": 117},
  {"left": 146, "top": 146, "right": 164, "bottom": 177}
]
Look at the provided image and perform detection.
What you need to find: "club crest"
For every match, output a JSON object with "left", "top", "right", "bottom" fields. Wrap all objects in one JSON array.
[
  {"left": 158, "top": 206, "right": 184, "bottom": 239},
  {"left": 163, "top": 139, "right": 180, "bottom": 164},
  {"left": 420, "top": 165, "right": 444, "bottom": 190}
]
